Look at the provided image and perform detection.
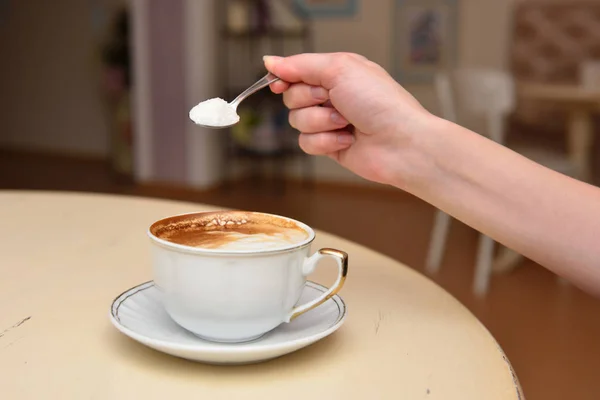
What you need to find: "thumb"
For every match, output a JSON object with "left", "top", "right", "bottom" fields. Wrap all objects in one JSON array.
[{"left": 263, "top": 53, "right": 339, "bottom": 89}]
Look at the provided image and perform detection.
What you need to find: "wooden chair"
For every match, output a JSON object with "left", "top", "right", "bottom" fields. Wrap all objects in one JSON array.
[{"left": 425, "top": 68, "right": 579, "bottom": 296}]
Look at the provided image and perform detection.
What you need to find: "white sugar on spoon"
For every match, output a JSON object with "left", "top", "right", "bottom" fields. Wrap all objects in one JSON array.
[
  {"left": 189, "top": 73, "right": 280, "bottom": 129},
  {"left": 189, "top": 98, "right": 240, "bottom": 127}
]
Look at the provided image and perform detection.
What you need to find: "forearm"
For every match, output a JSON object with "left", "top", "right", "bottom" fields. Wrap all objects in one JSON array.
[{"left": 405, "top": 115, "right": 600, "bottom": 295}]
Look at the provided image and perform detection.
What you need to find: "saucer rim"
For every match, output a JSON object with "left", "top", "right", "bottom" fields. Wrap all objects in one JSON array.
[{"left": 109, "top": 280, "right": 346, "bottom": 354}]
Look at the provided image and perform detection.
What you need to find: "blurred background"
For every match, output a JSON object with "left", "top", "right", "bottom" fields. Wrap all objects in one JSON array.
[{"left": 1, "top": 0, "right": 600, "bottom": 398}]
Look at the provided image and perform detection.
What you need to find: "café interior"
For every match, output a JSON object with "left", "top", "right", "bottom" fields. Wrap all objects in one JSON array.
[{"left": 2, "top": 0, "right": 600, "bottom": 398}]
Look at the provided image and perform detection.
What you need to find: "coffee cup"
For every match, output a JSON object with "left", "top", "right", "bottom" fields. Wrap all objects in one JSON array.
[{"left": 148, "top": 210, "right": 348, "bottom": 343}]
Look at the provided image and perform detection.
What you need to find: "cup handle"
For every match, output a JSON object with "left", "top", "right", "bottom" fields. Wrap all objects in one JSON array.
[{"left": 285, "top": 248, "right": 348, "bottom": 322}]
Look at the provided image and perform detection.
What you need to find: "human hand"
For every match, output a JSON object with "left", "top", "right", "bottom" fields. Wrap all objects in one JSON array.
[{"left": 264, "top": 52, "right": 433, "bottom": 187}]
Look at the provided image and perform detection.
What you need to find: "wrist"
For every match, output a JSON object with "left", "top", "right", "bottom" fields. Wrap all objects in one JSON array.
[
  {"left": 386, "top": 112, "right": 448, "bottom": 194},
  {"left": 395, "top": 112, "right": 513, "bottom": 203}
]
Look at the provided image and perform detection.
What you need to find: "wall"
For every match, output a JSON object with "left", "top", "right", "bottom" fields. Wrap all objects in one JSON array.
[
  {"left": 147, "top": 0, "right": 187, "bottom": 184},
  {"left": 183, "top": 0, "right": 223, "bottom": 189},
  {"left": 0, "top": 0, "right": 123, "bottom": 157},
  {"left": 312, "top": 0, "right": 517, "bottom": 106},
  {"left": 288, "top": 0, "right": 518, "bottom": 184},
  {"left": 131, "top": 0, "right": 223, "bottom": 188}
]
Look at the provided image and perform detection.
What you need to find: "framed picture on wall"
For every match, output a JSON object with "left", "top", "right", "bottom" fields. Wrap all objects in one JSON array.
[
  {"left": 393, "top": 0, "right": 458, "bottom": 83},
  {"left": 292, "top": 0, "right": 358, "bottom": 18}
]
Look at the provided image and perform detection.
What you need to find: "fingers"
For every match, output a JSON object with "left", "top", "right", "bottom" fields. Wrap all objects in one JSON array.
[
  {"left": 283, "top": 83, "right": 329, "bottom": 109},
  {"left": 289, "top": 106, "right": 348, "bottom": 133},
  {"left": 298, "top": 131, "right": 355, "bottom": 156},
  {"left": 269, "top": 79, "right": 289, "bottom": 94},
  {"left": 264, "top": 53, "right": 349, "bottom": 89}
]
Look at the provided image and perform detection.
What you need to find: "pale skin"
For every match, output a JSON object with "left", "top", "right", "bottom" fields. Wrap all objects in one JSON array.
[{"left": 263, "top": 52, "right": 600, "bottom": 297}]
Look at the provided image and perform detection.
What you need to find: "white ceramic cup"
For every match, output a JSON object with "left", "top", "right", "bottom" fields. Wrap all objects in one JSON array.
[{"left": 148, "top": 211, "right": 348, "bottom": 343}]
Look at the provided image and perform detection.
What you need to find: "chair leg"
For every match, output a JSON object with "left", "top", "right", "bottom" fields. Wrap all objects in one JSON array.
[
  {"left": 474, "top": 234, "right": 495, "bottom": 296},
  {"left": 425, "top": 210, "right": 452, "bottom": 275}
]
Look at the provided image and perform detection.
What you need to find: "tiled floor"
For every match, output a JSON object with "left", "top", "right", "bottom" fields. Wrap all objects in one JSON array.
[{"left": 2, "top": 149, "right": 600, "bottom": 399}]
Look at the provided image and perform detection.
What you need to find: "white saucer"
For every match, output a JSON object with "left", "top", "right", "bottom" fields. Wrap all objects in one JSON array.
[{"left": 109, "top": 281, "right": 347, "bottom": 365}]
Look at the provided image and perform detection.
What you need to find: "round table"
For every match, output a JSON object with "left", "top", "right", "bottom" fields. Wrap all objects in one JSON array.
[{"left": 0, "top": 191, "right": 523, "bottom": 399}]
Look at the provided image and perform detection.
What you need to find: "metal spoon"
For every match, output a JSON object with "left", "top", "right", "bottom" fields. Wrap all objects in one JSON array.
[{"left": 192, "top": 72, "right": 281, "bottom": 129}]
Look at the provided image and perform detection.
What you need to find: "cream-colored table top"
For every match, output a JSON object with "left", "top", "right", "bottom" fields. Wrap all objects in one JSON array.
[{"left": 0, "top": 191, "right": 523, "bottom": 399}]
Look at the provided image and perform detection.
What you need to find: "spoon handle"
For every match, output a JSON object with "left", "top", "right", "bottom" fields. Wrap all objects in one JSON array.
[{"left": 230, "top": 73, "right": 281, "bottom": 108}]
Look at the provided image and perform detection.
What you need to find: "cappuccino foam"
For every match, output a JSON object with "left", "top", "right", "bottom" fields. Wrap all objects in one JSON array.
[{"left": 150, "top": 211, "right": 309, "bottom": 251}]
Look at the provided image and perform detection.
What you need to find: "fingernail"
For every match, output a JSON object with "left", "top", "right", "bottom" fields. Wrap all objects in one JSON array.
[
  {"left": 263, "top": 55, "right": 283, "bottom": 68},
  {"left": 331, "top": 111, "right": 348, "bottom": 125},
  {"left": 311, "top": 86, "right": 328, "bottom": 101},
  {"left": 337, "top": 134, "right": 355, "bottom": 145}
]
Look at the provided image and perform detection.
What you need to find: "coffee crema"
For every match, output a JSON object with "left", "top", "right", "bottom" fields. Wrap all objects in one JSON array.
[{"left": 150, "top": 211, "right": 309, "bottom": 251}]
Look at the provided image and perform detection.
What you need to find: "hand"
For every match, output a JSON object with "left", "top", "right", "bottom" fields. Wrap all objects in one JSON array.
[{"left": 264, "top": 52, "right": 432, "bottom": 187}]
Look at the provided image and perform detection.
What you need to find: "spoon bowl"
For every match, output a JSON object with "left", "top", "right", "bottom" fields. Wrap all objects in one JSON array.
[{"left": 191, "top": 73, "right": 281, "bottom": 129}]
